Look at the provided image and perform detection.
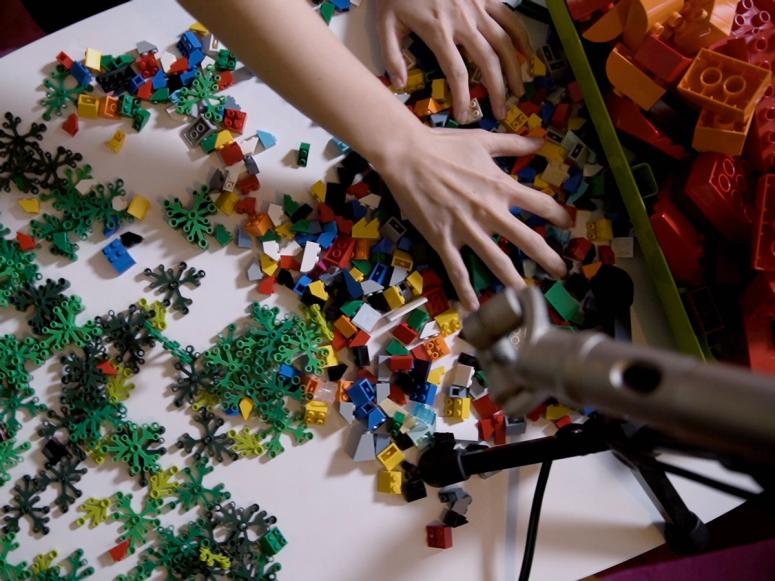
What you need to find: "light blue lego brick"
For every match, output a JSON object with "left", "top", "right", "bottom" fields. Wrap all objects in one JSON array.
[
  {"left": 236, "top": 226, "right": 253, "bottom": 248},
  {"left": 256, "top": 129, "right": 277, "bottom": 150}
]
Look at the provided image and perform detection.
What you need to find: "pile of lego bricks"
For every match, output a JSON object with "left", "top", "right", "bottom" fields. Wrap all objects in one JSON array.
[{"left": 566, "top": 0, "right": 775, "bottom": 372}]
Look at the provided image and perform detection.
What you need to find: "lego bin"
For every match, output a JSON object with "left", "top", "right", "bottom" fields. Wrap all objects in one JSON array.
[{"left": 546, "top": 0, "right": 705, "bottom": 358}]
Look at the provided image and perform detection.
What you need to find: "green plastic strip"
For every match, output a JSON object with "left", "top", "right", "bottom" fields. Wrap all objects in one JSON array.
[{"left": 546, "top": 0, "right": 704, "bottom": 358}]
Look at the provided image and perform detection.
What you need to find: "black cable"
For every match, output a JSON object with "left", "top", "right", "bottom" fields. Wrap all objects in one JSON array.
[
  {"left": 518, "top": 460, "right": 553, "bottom": 581},
  {"left": 651, "top": 459, "right": 759, "bottom": 500}
]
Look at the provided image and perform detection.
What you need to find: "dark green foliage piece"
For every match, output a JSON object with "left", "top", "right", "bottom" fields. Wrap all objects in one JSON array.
[
  {"left": 171, "top": 459, "right": 230, "bottom": 512},
  {"left": 208, "top": 501, "right": 277, "bottom": 544},
  {"left": 169, "top": 347, "right": 220, "bottom": 407},
  {"left": 110, "top": 492, "right": 162, "bottom": 554},
  {"left": 0, "top": 384, "right": 46, "bottom": 437},
  {"left": 176, "top": 409, "right": 237, "bottom": 463},
  {"left": 10, "top": 278, "right": 70, "bottom": 335},
  {"left": 39, "top": 65, "right": 93, "bottom": 121},
  {"left": 38, "top": 452, "right": 87, "bottom": 513},
  {"left": 3, "top": 475, "right": 50, "bottom": 535},
  {"left": 0, "top": 533, "right": 29, "bottom": 580},
  {"left": 142, "top": 262, "right": 205, "bottom": 315},
  {"left": 162, "top": 186, "right": 217, "bottom": 249},
  {"left": 0, "top": 225, "right": 41, "bottom": 308},
  {"left": 99, "top": 422, "right": 165, "bottom": 486},
  {"left": 96, "top": 304, "right": 155, "bottom": 373}
]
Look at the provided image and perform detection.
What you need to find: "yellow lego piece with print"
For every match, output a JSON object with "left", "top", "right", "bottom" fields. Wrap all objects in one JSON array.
[{"left": 377, "top": 443, "right": 405, "bottom": 470}]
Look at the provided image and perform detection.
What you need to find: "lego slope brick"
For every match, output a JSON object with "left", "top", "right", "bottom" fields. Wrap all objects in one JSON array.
[
  {"left": 650, "top": 192, "right": 705, "bottom": 286},
  {"left": 683, "top": 152, "right": 755, "bottom": 241},
  {"left": 753, "top": 174, "right": 775, "bottom": 271}
]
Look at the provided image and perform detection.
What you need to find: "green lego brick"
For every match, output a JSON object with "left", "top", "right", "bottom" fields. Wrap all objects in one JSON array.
[
  {"left": 340, "top": 300, "right": 363, "bottom": 318},
  {"left": 544, "top": 281, "right": 581, "bottom": 324},
  {"left": 407, "top": 308, "right": 430, "bottom": 331},
  {"left": 385, "top": 339, "right": 410, "bottom": 356}
]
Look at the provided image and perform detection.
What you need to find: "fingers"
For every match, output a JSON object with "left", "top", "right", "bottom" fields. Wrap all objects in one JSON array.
[
  {"left": 480, "top": 131, "right": 544, "bottom": 157},
  {"left": 480, "top": 17, "right": 525, "bottom": 98},
  {"left": 438, "top": 238, "right": 479, "bottom": 311},
  {"left": 501, "top": 177, "right": 574, "bottom": 228},
  {"left": 487, "top": 1, "right": 534, "bottom": 61},
  {"left": 377, "top": 7, "right": 409, "bottom": 89},
  {"left": 489, "top": 211, "right": 568, "bottom": 279},
  {"left": 463, "top": 226, "right": 526, "bottom": 291},
  {"left": 459, "top": 30, "right": 507, "bottom": 119},
  {"left": 423, "top": 31, "right": 472, "bottom": 124}
]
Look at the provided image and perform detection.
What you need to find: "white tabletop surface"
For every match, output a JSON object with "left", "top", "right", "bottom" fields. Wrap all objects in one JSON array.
[{"left": 0, "top": 1, "right": 758, "bottom": 580}]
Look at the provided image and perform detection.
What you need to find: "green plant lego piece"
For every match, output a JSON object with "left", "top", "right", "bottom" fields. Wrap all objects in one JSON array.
[
  {"left": 106, "top": 365, "right": 136, "bottom": 403},
  {"left": 148, "top": 467, "right": 179, "bottom": 501},
  {"left": 163, "top": 186, "right": 217, "bottom": 250},
  {"left": 38, "top": 453, "right": 87, "bottom": 513},
  {"left": 99, "top": 422, "right": 166, "bottom": 486},
  {"left": 171, "top": 459, "right": 230, "bottom": 512},
  {"left": 82, "top": 179, "right": 133, "bottom": 234},
  {"left": 0, "top": 533, "right": 30, "bottom": 581},
  {"left": 0, "top": 227, "right": 41, "bottom": 307},
  {"left": 173, "top": 65, "right": 225, "bottom": 119},
  {"left": 212, "top": 223, "right": 233, "bottom": 247},
  {"left": 544, "top": 281, "right": 582, "bottom": 324},
  {"left": 0, "top": 438, "right": 30, "bottom": 487},
  {"left": 39, "top": 65, "right": 93, "bottom": 121},
  {"left": 137, "top": 298, "right": 167, "bottom": 330},
  {"left": 228, "top": 428, "right": 264, "bottom": 458},
  {"left": 142, "top": 262, "right": 205, "bottom": 315},
  {"left": 111, "top": 492, "right": 162, "bottom": 554},
  {"left": 2, "top": 475, "right": 50, "bottom": 535},
  {"left": 176, "top": 409, "right": 237, "bottom": 463},
  {"left": 11, "top": 277, "right": 71, "bottom": 335},
  {"left": 259, "top": 528, "right": 287, "bottom": 556},
  {"left": 39, "top": 296, "right": 102, "bottom": 352},
  {"left": 74, "top": 497, "right": 111, "bottom": 528},
  {"left": 31, "top": 550, "right": 57, "bottom": 575},
  {"left": 31, "top": 549, "right": 93, "bottom": 581}
]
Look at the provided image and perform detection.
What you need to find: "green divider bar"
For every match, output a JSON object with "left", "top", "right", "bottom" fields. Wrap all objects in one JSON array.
[{"left": 545, "top": 0, "right": 704, "bottom": 358}]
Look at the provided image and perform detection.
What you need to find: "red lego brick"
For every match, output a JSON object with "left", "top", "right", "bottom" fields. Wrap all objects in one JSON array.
[
  {"left": 332, "top": 329, "right": 348, "bottom": 351},
  {"left": 566, "top": 0, "right": 611, "bottom": 21},
  {"left": 554, "top": 415, "right": 572, "bottom": 428},
  {"left": 423, "top": 287, "right": 449, "bottom": 317},
  {"left": 568, "top": 80, "right": 584, "bottom": 102},
  {"left": 322, "top": 236, "right": 354, "bottom": 268},
  {"left": 237, "top": 174, "right": 260, "bottom": 195},
  {"left": 470, "top": 83, "right": 488, "bottom": 100},
  {"left": 743, "top": 311, "right": 775, "bottom": 374},
  {"left": 334, "top": 216, "right": 353, "bottom": 235},
  {"left": 551, "top": 102, "right": 571, "bottom": 129},
  {"left": 279, "top": 256, "right": 300, "bottom": 270},
  {"left": 168, "top": 57, "right": 189, "bottom": 74},
  {"left": 422, "top": 269, "right": 445, "bottom": 289},
  {"left": 257, "top": 275, "right": 276, "bottom": 295},
  {"left": 318, "top": 203, "right": 336, "bottom": 223},
  {"left": 223, "top": 108, "right": 247, "bottom": 133},
  {"left": 493, "top": 412, "right": 506, "bottom": 445},
  {"left": 526, "top": 403, "right": 547, "bottom": 422},
  {"left": 478, "top": 418, "right": 495, "bottom": 441},
  {"left": 411, "top": 344, "right": 431, "bottom": 362},
  {"left": 427, "top": 524, "right": 453, "bottom": 549},
  {"left": 389, "top": 355, "right": 414, "bottom": 372},
  {"left": 684, "top": 152, "right": 755, "bottom": 241},
  {"left": 746, "top": 96, "right": 775, "bottom": 173},
  {"left": 235, "top": 197, "right": 256, "bottom": 215},
  {"left": 136, "top": 53, "right": 160, "bottom": 78},
  {"left": 731, "top": 0, "right": 775, "bottom": 39},
  {"left": 136, "top": 80, "right": 153, "bottom": 100},
  {"left": 472, "top": 393, "right": 499, "bottom": 420},
  {"left": 392, "top": 322, "right": 418, "bottom": 345},
  {"left": 753, "top": 174, "right": 775, "bottom": 271},
  {"left": 510, "top": 154, "right": 535, "bottom": 175},
  {"left": 598, "top": 245, "right": 615, "bottom": 265},
  {"left": 633, "top": 34, "right": 692, "bottom": 85},
  {"left": 56, "top": 51, "right": 74, "bottom": 69},
  {"left": 16, "top": 232, "right": 36, "bottom": 252},
  {"left": 349, "top": 330, "right": 370, "bottom": 347},
  {"left": 218, "top": 142, "right": 243, "bottom": 166},
  {"left": 606, "top": 93, "right": 689, "bottom": 160},
  {"left": 389, "top": 383, "right": 407, "bottom": 404},
  {"left": 650, "top": 192, "right": 705, "bottom": 286},
  {"left": 62, "top": 113, "right": 78, "bottom": 136},
  {"left": 218, "top": 70, "right": 234, "bottom": 91},
  {"left": 566, "top": 237, "right": 594, "bottom": 261},
  {"left": 347, "top": 182, "right": 370, "bottom": 198}
]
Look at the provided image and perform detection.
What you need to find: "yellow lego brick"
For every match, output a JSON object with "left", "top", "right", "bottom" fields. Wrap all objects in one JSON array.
[
  {"left": 18, "top": 198, "right": 40, "bottom": 214},
  {"left": 545, "top": 404, "right": 573, "bottom": 421},
  {"left": 319, "top": 345, "right": 338, "bottom": 368},
  {"left": 503, "top": 106, "right": 528, "bottom": 133},
  {"left": 444, "top": 396, "right": 471, "bottom": 420},
  {"left": 349, "top": 267, "right": 364, "bottom": 282},
  {"left": 377, "top": 470, "right": 403, "bottom": 494},
  {"left": 435, "top": 309, "right": 461, "bottom": 336},
  {"left": 352, "top": 217, "right": 380, "bottom": 239},
  {"left": 215, "top": 191, "right": 239, "bottom": 215},
  {"left": 391, "top": 250, "right": 413, "bottom": 270},
  {"left": 431, "top": 78, "right": 451, "bottom": 108},
  {"left": 541, "top": 160, "right": 570, "bottom": 188},
  {"left": 275, "top": 222, "right": 294, "bottom": 239},
  {"left": 427, "top": 367, "right": 446, "bottom": 385},
  {"left": 310, "top": 180, "right": 326, "bottom": 203},
  {"left": 536, "top": 140, "right": 568, "bottom": 162},
  {"left": 530, "top": 54, "right": 547, "bottom": 77},
  {"left": 106, "top": 130, "right": 126, "bottom": 154},
  {"left": 127, "top": 196, "right": 151, "bottom": 220},
  {"left": 377, "top": 443, "right": 405, "bottom": 470},
  {"left": 403, "top": 68, "right": 425, "bottom": 93},
  {"left": 189, "top": 21, "right": 209, "bottom": 34},
  {"left": 384, "top": 286, "right": 406, "bottom": 310},
  {"left": 304, "top": 400, "right": 329, "bottom": 425},
  {"left": 533, "top": 175, "right": 554, "bottom": 195},
  {"left": 84, "top": 48, "right": 102, "bottom": 71},
  {"left": 260, "top": 253, "right": 278, "bottom": 277},
  {"left": 214, "top": 129, "right": 233, "bottom": 150},
  {"left": 527, "top": 113, "right": 543, "bottom": 130},
  {"left": 587, "top": 218, "right": 614, "bottom": 241},
  {"left": 308, "top": 280, "right": 329, "bottom": 301},
  {"left": 77, "top": 94, "right": 100, "bottom": 118},
  {"left": 568, "top": 116, "right": 586, "bottom": 131},
  {"left": 405, "top": 271, "right": 423, "bottom": 296}
]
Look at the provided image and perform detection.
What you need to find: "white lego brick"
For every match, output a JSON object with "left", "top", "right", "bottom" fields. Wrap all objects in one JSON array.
[
  {"left": 300, "top": 242, "right": 321, "bottom": 273},
  {"left": 352, "top": 303, "right": 381, "bottom": 333},
  {"left": 200, "top": 55, "right": 216, "bottom": 70},
  {"left": 359, "top": 193, "right": 381, "bottom": 209},
  {"left": 419, "top": 320, "right": 440, "bottom": 340},
  {"left": 612, "top": 237, "right": 635, "bottom": 258},
  {"left": 267, "top": 203, "right": 285, "bottom": 226},
  {"left": 263, "top": 240, "right": 281, "bottom": 261},
  {"left": 159, "top": 51, "right": 177, "bottom": 73},
  {"left": 449, "top": 363, "right": 475, "bottom": 388},
  {"left": 279, "top": 240, "right": 301, "bottom": 257}
]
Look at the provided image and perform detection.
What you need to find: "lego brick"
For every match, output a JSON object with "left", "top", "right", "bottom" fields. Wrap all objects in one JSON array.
[
  {"left": 746, "top": 96, "right": 775, "bottom": 173},
  {"left": 743, "top": 310, "right": 775, "bottom": 374},
  {"left": 102, "top": 240, "right": 136, "bottom": 274},
  {"left": 678, "top": 49, "right": 771, "bottom": 121},
  {"left": 693, "top": 108, "right": 754, "bottom": 156},
  {"left": 606, "top": 44, "right": 665, "bottom": 111},
  {"left": 633, "top": 34, "right": 692, "bottom": 85},
  {"left": 753, "top": 174, "right": 775, "bottom": 272},
  {"left": 426, "top": 524, "right": 453, "bottom": 549},
  {"left": 664, "top": 0, "right": 737, "bottom": 55},
  {"left": 731, "top": 0, "right": 775, "bottom": 38},
  {"left": 650, "top": 192, "right": 705, "bottom": 286},
  {"left": 377, "top": 470, "right": 403, "bottom": 494}
]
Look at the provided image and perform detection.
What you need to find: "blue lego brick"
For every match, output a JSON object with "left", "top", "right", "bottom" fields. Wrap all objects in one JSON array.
[
  {"left": 374, "top": 434, "right": 391, "bottom": 455},
  {"left": 331, "top": 0, "right": 350, "bottom": 10},
  {"left": 510, "top": 207, "right": 523, "bottom": 218},
  {"left": 342, "top": 269, "right": 364, "bottom": 299},
  {"left": 236, "top": 226, "right": 253, "bottom": 248},
  {"left": 223, "top": 96, "right": 240, "bottom": 110},
  {"left": 322, "top": 221, "right": 338, "bottom": 234},
  {"left": 316, "top": 230, "right": 336, "bottom": 249},
  {"left": 479, "top": 117, "right": 499, "bottom": 131},
  {"left": 518, "top": 166, "right": 538, "bottom": 183},
  {"left": 127, "top": 74, "right": 144, "bottom": 94},
  {"left": 347, "top": 378, "right": 375, "bottom": 409},
  {"left": 524, "top": 214, "right": 547, "bottom": 228},
  {"left": 366, "top": 406, "right": 387, "bottom": 431},
  {"left": 278, "top": 363, "right": 299, "bottom": 379},
  {"left": 152, "top": 69, "right": 168, "bottom": 89},
  {"left": 256, "top": 130, "right": 277, "bottom": 150},
  {"left": 540, "top": 102, "right": 555, "bottom": 126},
  {"left": 547, "top": 225, "right": 571, "bottom": 247},
  {"left": 397, "top": 237, "right": 412, "bottom": 252},
  {"left": 329, "top": 137, "right": 351, "bottom": 154},
  {"left": 102, "top": 240, "right": 135, "bottom": 274},
  {"left": 293, "top": 275, "right": 312, "bottom": 296},
  {"left": 562, "top": 169, "right": 583, "bottom": 194},
  {"left": 372, "top": 237, "right": 394, "bottom": 254},
  {"left": 177, "top": 31, "right": 202, "bottom": 57},
  {"left": 295, "top": 233, "right": 314, "bottom": 246},
  {"left": 368, "top": 263, "right": 389, "bottom": 285},
  {"left": 188, "top": 49, "right": 205, "bottom": 68},
  {"left": 411, "top": 383, "right": 437, "bottom": 406},
  {"left": 409, "top": 401, "right": 436, "bottom": 427},
  {"left": 179, "top": 69, "right": 197, "bottom": 86},
  {"left": 70, "top": 62, "right": 93, "bottom": 86},
  {"left": 351, "top": 201, "right": 367, "bottom": 221}
]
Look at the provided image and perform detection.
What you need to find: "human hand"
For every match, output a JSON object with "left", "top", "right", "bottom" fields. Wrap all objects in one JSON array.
[
  {"left": 377, "top": 0, "right": 534, "bottom": 123},
  {"left": 371, "top": 125, "right": 572, "bottom": 311}
]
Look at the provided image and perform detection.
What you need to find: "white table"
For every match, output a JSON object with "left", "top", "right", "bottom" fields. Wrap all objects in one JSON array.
[{"left": 0, "top": 1, "right": 756, "bottom": 579}]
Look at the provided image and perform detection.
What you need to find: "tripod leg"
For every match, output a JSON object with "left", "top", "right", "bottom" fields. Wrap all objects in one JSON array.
[{"left": 615, "top": 452, "right": 710, "bottom": 553}]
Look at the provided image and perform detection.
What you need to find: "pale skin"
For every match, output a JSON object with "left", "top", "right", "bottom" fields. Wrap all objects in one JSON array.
[{"left": 179, "top": 0, "right": 572, "bottom": 311}]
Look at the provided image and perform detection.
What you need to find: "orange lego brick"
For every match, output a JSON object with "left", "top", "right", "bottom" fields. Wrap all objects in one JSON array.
[
  {"left": 606, "top": 44, "right": 666, "bottom": 110},
  {"left": 678, "top": 49, "right": 772, "bottom": 121},
  {"left": 659, "top": 0, "right": 737, "bottom": 56},
  {"left": 623, "top": 0, "right": 684, "bottom": 51},
  {"left": 244, "top": 213, "right": 273, "bottom": 237},
  {"left": 583, "top": 0, "right": 629, "bottom": 42},
  {"left": 693, "top": 108, "right": 754, "bottom": 155}
]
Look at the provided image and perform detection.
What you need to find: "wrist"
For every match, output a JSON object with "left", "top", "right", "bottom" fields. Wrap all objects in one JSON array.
[{"left": 361, "top": 116, "right": 429, "bottom": 173}]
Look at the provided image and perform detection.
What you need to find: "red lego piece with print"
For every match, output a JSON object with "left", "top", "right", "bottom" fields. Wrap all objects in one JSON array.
[
  {"left": 234, "top": 197, "right": 256, "bottom": 215},
  {"left": 753, "top": 174, "right": 775, "bottom": 271},
  {"left": 650, "top": 191, "right": 705, "bottom": 286},
  {"left": 62, "top": 113, "right": 78, "bottom": 136},
  {"left": 426, "top": 524, "right": 453, "bottom": 549},
  {"left": 633, "top": 34, "right": 692, "bottom": 85},
  {"left": 136, "top": 53, "right": 160, "bottom": 78},
  {"left": 607, "top": 93, "right": 689, "bottom": 159},
  {"left": 746, "top": 96, "right": 775, "bottom": 173},
  {"left": 684, "top": 152, "right": 755, "bottom": 242},
  {"left": 323, "top": 235, "right": 355, "bottom": 268},
  {"left": 237, "top": 174, "right": 260, "bottom": 195},
  {"left": 392, "top": 322, "right": 418, "bottom": 345},
  {"left": 223, "top": 108, "right": 247, "bottom": 133},
  {"left": 218, "top": 142, "right": 244, "bottom": 166}
]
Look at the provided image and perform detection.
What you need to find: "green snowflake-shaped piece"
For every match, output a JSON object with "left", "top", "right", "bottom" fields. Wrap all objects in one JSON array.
[
  {"left": 99, "top": 422, "right": 165, "bottom": 486},
  {"left": 176, "top": 409, "right": 236, "bottom": 463},
  {"left": 106, "top": 365, "right": 135, "bottom": 403},
  {"left": 228, "top": 428, "right": 264, "bottom": 458},
  {"left": 142, "top": 262, "right": 205, "bottom": 315},
  {"left": 38, "top": 453, "right": 87, "bottom": 513},
  {"left": 110, "top": 492, "right": 162, "bottom": 554},
  {"left": 162, "top": 186, "right": 217, "bottom": 250},
  {"left": 0, "top": 533, "right": 29, "bottom": 581},
  {"left": 0, "top": 227, "right": 41, "bottom": 308},
  {"left": 172, "top": 65, "right": 225, "bottom": 119},
  {"left": 0, "top": 438, "right": 30, "bottom": 486},
  {"left": 2, "top": 475, "right": 50, "bottom": 535},
  {"left": 74, "top": 497, "right": 111, "bottom": 528},
  {"left": 39, "top": 65, "right": 93, "bottom": 121},
  {"left": 172, "top": 459, "right": 230, "bottom": 512},
  {"left": 148, "top": 466, "right": 179, "bottom": 501},
  {"left": 39, "top": 296, "right": 102, "bottom": 352},
  {"left": 0, "top": 384, "right": 47, "bottom": 436},
  {"left": 30, "top": 549, "right": 93, "bottom": 580}
]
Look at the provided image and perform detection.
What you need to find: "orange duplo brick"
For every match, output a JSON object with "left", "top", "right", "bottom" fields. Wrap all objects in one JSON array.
[
  {"left": 660, "top": 0, "right": 737, "bottom": 56},
  {"left": 100, "top": 95, "right": 119, "bottom": 118},
  {"left": 606, "top": 44, "right": 666, "bottom": 110},
  {"left": 692, "top": 108, "right": 754, "bottom": 156},
  {"left": 583, "top": 0, "right": 629, "bottom": 43},
  {"left": 678, "top": 49, "right": 772, "bottom": 121},
  {"left": 243, "top": 213, "right": 272, "bottom": 237},
  {"left": 338, "top": 379, "right": 352, "bottom": 402},
  {"left": 622, "top": 0, "right": 684, "bottom": 51}
]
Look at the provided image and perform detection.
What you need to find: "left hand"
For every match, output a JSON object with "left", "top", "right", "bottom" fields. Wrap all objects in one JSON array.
[{"left": 376, "top": 0, "right": 534, "bottom": 123}]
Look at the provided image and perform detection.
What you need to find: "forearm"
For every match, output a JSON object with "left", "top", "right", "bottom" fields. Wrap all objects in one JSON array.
[{"left": 179, "top": 0, "right": 423, "bottom": 165}]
